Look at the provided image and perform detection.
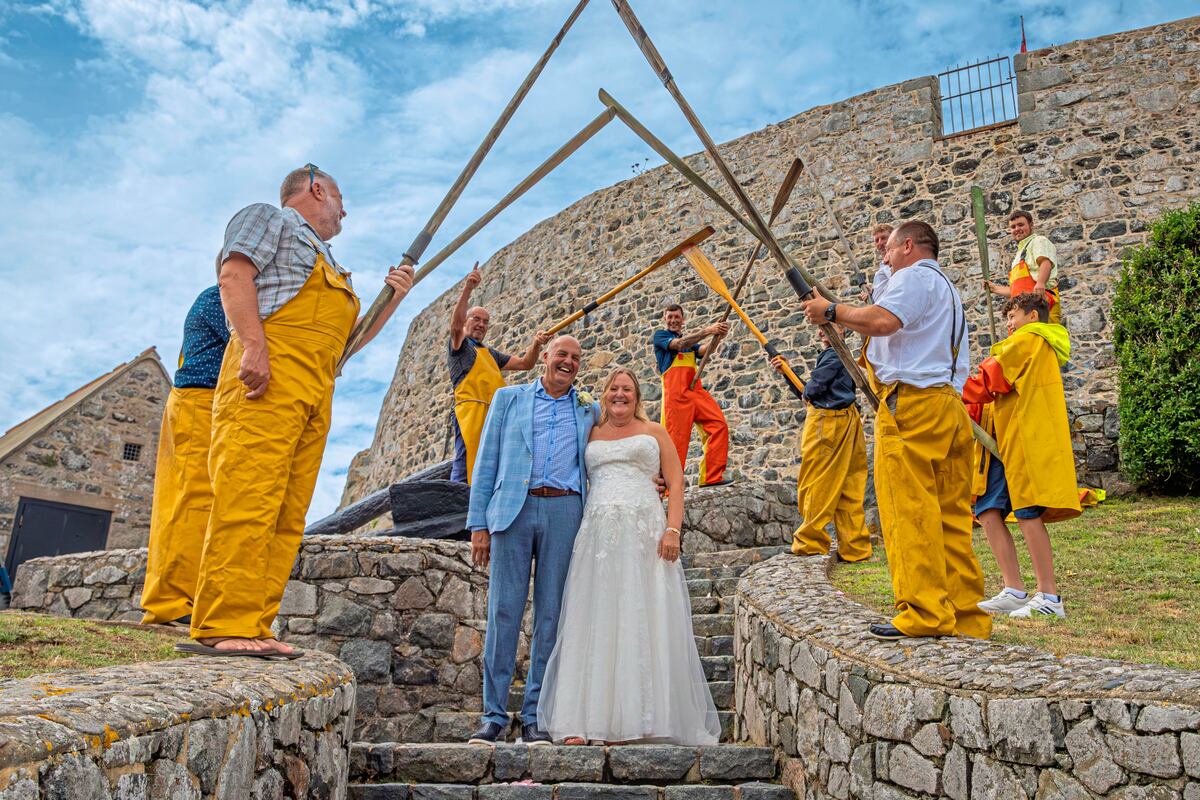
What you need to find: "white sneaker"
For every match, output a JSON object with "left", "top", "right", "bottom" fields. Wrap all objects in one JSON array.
[
  {"left": 1010, "top": 592, "right": 1066, "bottom": 619},
  {"left": 978, "top": 588, "right": 1030, "bottom": 614}
]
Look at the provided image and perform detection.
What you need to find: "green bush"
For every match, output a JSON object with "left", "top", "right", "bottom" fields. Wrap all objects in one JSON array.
[{"left": 1111, "top": 203, "right": 1200, "bottom": 493}]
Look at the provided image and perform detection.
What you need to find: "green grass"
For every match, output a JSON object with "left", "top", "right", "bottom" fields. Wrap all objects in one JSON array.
[
  {"left": 0, "top": 611, "right": 186, "bottom": 680},
  {"left": 831, "top": 496, "right": 1200, "bottom": 670}
]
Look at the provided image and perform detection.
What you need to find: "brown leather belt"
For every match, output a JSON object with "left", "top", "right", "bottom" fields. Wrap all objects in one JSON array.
[{"left": 528, "top": 487, "right": 580, "bottom": 497}]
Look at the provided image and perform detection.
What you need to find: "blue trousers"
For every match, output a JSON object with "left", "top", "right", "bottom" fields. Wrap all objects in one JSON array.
[
  {"left": 450, "top": 416, "right": 468, "bottom": 483},
  {"left": 481, "top": 494, "right": 583, "bottom": 727}
]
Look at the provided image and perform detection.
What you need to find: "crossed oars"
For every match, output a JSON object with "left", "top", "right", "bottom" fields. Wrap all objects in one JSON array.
[
  {"left": 337, "top": 0, "right": 591, "bottom": 369},
  {"left": 689, "top": 158, "right": 804, "bottom": 390},
  {"left": 682, "top": 245, "right": 806, "bottom": 398},
  {"left": 605, "top": 0, "right": 1000, "bottom": 458}
]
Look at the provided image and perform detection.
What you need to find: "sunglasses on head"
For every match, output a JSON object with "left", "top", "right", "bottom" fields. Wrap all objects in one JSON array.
[{"left": 305, "top": 163, "right": 319, "bottom": 188}]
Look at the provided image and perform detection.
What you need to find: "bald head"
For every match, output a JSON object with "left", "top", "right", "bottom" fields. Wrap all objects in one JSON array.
[
  {"left": 463, "top": 306, "right": 491, "bottom": 342},
  {"left": 279, "top": 164, "right": 346, "bottom": 241},
  {"left": 541, "top": 335, "right": 581, "bottom": 397}
]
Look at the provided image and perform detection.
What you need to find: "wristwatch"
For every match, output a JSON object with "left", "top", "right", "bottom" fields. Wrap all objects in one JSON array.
[{"left": 824, "top": 303, "right": 838, "bottom": 323}]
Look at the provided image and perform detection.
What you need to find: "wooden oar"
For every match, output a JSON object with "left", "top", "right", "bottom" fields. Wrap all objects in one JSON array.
[
  {"left": 546, "top": 227, "right": 715, "bottom": 335},
  {"left": 608, "top": 1, "right": 1000, "bottom": 458},
  {"left": 682, "top": 244, "right": 806, "bottom": 398},
  {"left": 691, "top": 157, "right": 803, "bottom": 389},
  {"left": 415, "top": 108, "right": 616, "bottom": 283},
  {"left": 337, "top": 0, "right": 591, "bottom": 368},
  {"left": 608, "top": 0, "right": 872, "bottom": 407},
  {"left": 971, "top": 186, "right": 1000, "bottom": 349}
]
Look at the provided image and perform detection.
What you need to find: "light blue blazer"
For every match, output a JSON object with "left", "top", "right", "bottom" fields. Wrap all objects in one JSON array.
[{"left": 466, "top": 381, "right": 599, "bottom": 534}]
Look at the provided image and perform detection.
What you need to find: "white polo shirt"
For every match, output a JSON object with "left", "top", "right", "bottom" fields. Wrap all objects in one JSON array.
[{"left": 867, "top": 258, "right": 970, "bottom": 392}]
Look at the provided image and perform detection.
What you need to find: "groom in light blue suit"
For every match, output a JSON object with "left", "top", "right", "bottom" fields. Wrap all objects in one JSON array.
[{"left": 466, "top": 335, "right": 599, "bottom": 745}]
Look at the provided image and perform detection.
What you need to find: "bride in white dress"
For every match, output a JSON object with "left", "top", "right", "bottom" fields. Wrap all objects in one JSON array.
[{"left": 538, "top": 367, "right": 721, "bottom": 745}]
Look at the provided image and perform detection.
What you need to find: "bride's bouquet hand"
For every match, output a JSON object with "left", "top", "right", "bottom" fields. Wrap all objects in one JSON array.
[{"left": 657, "top": 527, "right": 681, "bottom": 562}]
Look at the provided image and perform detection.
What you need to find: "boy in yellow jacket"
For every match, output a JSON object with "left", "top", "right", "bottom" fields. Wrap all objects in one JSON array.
[{"left": 962, "top": 292, "right": 1081, "bottom": 618}]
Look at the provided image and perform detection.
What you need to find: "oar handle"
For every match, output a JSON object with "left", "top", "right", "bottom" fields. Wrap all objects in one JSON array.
[{"left": 763, "top": 343, "right": 805, "bottom": 400}]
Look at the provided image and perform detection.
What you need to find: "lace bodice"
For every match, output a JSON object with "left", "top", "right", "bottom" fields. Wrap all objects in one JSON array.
[{"left": 584, "top": 434, "right": 662, "bottom": 507}]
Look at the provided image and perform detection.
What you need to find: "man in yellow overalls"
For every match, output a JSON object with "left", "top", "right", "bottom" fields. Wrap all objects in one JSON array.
[
  {"left": 801, "top": 220, "right": 991, "bottom": 641},
  {"left": 984, "top": 209, "right": 1062, "bottom": 324},
  {"left": 140, "top": 284, "right": 228, "bottom": 626},
  {"left": 449, "top": 263, "right": 549, "bottom": 483},
  {"left": 181, "top": 165, "right": 414, "bottom": 658}
]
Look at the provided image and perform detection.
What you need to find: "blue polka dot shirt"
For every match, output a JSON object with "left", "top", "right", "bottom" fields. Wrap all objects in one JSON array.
[{"left": 174, "top": 286, "right": 230, "bottom": 389}]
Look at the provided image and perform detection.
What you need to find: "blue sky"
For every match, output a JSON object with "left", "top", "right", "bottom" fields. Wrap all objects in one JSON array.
[{"left": 1, "top": 0, "right": 1194, "bottom": 523}]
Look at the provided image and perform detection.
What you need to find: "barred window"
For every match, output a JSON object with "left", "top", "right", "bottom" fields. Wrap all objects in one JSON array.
[{"left": 122, "top": 443, "right": 142, "bottom": 462}]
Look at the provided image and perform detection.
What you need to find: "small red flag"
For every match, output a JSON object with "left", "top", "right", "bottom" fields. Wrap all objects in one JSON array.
[{"left": 1020, "top": 15, "right": 1028, "bottom": 53}]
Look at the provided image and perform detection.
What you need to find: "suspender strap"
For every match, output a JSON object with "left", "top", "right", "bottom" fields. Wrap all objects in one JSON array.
[{"left": 913, "top": 260, "right": 965, "bottom": 383}]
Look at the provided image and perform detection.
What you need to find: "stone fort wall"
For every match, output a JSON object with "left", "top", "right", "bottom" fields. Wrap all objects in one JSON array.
[{"left": 347, "top": 15, "right": 1199, "bottom": 503}]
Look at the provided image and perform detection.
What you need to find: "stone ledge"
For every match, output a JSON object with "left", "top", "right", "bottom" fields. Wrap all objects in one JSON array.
[
  {"left": 733, "top": 553, "right": 1200, "bottom": 799},
  {"left": 737, "top": 554, "right": 1200, "bottom": 701},
  {"left": 0, "top": 650, "right": 356, "bottom": 797}
]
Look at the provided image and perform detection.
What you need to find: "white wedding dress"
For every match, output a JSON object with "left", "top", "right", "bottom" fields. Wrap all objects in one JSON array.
[{"left": 537, "top": 434, "right": 721, "bottom": 745}]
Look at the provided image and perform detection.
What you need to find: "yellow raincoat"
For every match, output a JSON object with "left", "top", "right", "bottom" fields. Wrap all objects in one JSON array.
[{"left": 964, "top": 323, "right": 1081, "bottom": 523}]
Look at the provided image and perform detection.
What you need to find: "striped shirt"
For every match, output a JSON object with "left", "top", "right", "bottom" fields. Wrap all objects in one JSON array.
[
  {"left": 530, "top": 379, "right": 581, "bottom": 493},
  {"left": 220, "top": 204, "right": 353, "bottom": 319},
  {"left": 174, "top": 286, "right": 229, "bottom": 389}
]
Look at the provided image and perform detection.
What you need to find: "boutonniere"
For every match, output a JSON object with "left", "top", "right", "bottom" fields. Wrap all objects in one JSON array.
[{"left": 576, "top": 391, "right": 593, "bottom": 409}]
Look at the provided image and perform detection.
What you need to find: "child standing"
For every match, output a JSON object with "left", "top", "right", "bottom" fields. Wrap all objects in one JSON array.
[
  {"left": 963, "top": 292, "right": 1081, "bottom": 618},
  {"left": 772, "top": 326, "right": 871, "bottom": 561}
]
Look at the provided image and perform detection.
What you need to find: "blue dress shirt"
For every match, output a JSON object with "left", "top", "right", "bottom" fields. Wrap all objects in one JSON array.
[{"left": 530, "top": 379, "right": 581, "bottom": 492}]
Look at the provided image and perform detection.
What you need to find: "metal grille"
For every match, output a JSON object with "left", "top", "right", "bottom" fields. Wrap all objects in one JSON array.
[
  {"left": 938, "top": 56, "right": 1018, "bottom": 137},
  {"left": 122, "top": 443, "right": 142, "bottom": 462}
]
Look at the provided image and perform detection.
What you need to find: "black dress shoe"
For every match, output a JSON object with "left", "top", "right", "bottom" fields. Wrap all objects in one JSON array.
[
  {"left": 468, "top": 721, "right": 505, "bottom": 745},
  {"left": 868, "top": 623, "right": 909, "bottom": 640},
  {"left": 518, "top": 722, "right": 552, "bottom": 745}
]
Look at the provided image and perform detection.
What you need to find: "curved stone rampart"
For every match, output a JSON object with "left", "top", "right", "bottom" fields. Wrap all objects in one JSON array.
[
  {"left": 0, "top": 651, "right": 355, "bottom": 799},
  {"left": 733, "top": 554, "right": 1200, "bottom": 800}
]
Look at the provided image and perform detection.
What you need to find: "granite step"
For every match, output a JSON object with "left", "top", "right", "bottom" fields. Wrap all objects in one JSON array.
[
  {"left": 683, "top": 546, "right": 786, "bottom": 570},
  {"left": 349, "top": 782, "right": 794, "bottom": 800},
  {"left": 431, "top": 712, "right": 735, "bottom": 745},
  {"left": 349, "top": 743, "right": 779, "bottom": 787}
]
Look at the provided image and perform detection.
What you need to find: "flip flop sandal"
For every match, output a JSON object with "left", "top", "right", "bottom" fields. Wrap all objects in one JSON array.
[
  {"left": 174, "top": 640, "right": 278, "bottom": 659},
  {"left": 563, "top": 737, "right": 586, "bottom": 746},
  {"left": 261, "top": 639, "right": 305, "bottom": 660}
]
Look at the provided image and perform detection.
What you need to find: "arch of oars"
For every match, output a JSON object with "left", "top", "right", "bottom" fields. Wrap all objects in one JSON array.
[{"left": 337, "top": 0, "right": 999, "bottom": 456}]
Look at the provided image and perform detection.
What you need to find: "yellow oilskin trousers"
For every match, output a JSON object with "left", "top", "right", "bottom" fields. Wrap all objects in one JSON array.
[
  {"left": 191, "top": 251, "right": 358, "bottom": 640},
  {"left": 454, "top": 346, "right": 506, "bottom": 484},
  {"left": 873, "top": 383, "right": 992, "bottom": 639},
  {"left": 140, "top": 386, "right": 215, "bottom": 624},
  {"left": 792, "top": 405, "right": 871, "bottom": 561}
]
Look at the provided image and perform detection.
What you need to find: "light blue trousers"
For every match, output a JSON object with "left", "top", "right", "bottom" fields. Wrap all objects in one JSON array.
[{"left": 481, "top": 494, "right": 583, "bottom": 726}]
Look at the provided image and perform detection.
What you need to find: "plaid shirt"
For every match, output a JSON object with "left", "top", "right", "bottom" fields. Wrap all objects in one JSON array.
[{"left": 220, "top": 204, "right": 353, "bottom": 319}]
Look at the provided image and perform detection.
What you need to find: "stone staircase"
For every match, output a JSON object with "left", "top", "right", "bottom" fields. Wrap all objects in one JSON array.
[{"left": 349, "top": 545, "right": 789, "bottom": 800}]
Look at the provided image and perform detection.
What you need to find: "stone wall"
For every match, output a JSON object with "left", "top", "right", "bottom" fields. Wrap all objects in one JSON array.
[
  {"left": 733, "top": 553, "right": 1200, "bottom": 800},
  {"left": 0, "top": 651, "right": 355, "bottom": 799},
  {"left": 275, "top": 536, "right": 499, "bottom": 744},
  {"left": 0, "top": 353, "right": 170, "bottom": 562},
  {"left": 9, "top": 547, "right": 146, "bottom": 620},
  {"left": 347, "top": 14, "right": 1200, "bottom": 503}
]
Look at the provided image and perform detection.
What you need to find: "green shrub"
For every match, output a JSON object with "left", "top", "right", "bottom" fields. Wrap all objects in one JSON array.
[{"left": 1111, "top": 203, "right": 1200, "bottom": 493}]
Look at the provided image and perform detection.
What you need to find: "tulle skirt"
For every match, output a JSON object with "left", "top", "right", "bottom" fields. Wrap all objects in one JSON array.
[{"left": 537, "top": 500, "right": 720, "bottom": 745}]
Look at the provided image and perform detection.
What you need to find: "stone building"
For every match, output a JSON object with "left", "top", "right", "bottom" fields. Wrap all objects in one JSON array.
[
  {"left": 345, "top": 15, "right": 1199, "bottom": 504},
  {"left": 0, "top": 347, "right": 170, "bottom": 577}
]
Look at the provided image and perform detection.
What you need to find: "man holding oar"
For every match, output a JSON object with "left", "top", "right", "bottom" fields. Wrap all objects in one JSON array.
[
  {"left": 180, "top": 165, "right": 415, "bottom": 659},
  {"left": 800, "top": 220, "right": 991, "bottom": 642},
  {"left": 652, "top": 304, "right": 731, "bottom": 487},
  {"left": 450, "top": 263, "right": 551, "bottom": 483}
]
